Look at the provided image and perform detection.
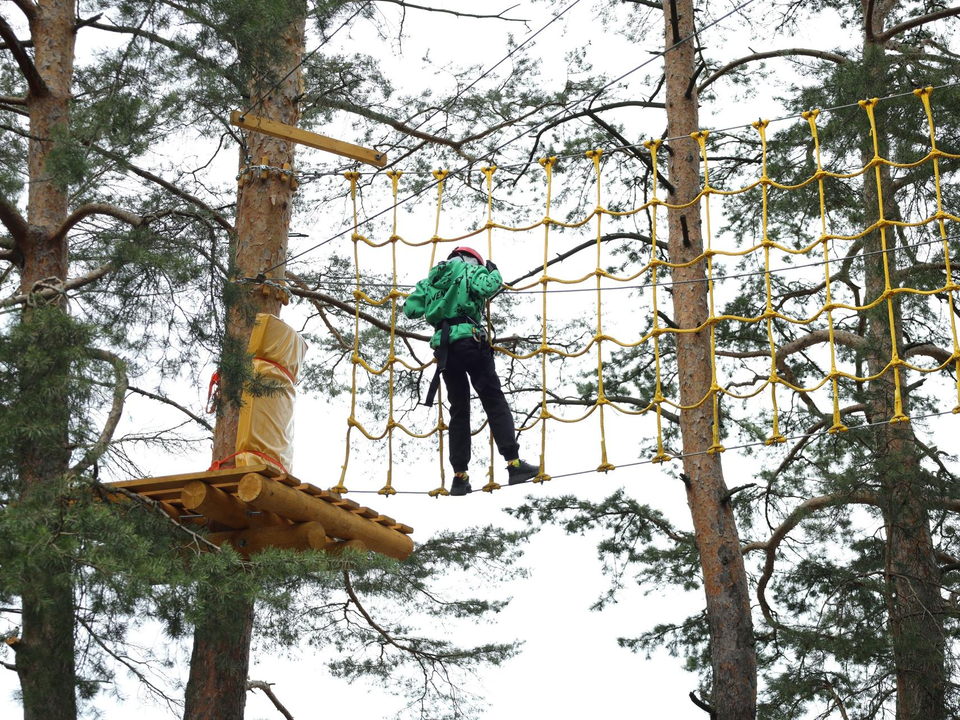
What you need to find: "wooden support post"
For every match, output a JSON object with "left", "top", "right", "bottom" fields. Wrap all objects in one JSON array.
[
  {"left": 181, "top": 480, "right": 287, "bottom": 530},
  {"left": 230, "top": 111, "right": 387, "bottom": 167},
  {"left": 238, "top": 473, "right": 413, "bottom": 560},
  {"left": 207, "top": 521, "right": 327, "bottom": 558}
]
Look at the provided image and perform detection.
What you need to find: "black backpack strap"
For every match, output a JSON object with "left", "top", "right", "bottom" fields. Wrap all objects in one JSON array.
[{"left": 423, "top": 316, "right": 473, "bottom": 407}]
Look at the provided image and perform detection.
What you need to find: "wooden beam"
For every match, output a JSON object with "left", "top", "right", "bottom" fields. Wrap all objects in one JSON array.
[
  {"left": 181, "top": 481, "right": 288, "bottom": 529},
  {"left": 107, "top": 464, "right": 291, "bottom": 494},
  {"left": 207, "top": 522, "right": 327, "bottom": 558},
  {"left": 230, "top": 111, "right": 387, "bottom": 168},
  {"left": 238, "top": 473, "right": 413, "bottom": 560}
]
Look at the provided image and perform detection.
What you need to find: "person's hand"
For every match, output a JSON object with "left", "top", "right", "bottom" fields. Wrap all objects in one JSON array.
[{"left": 485, "top": 259, "right": 498, "bottom": 272}]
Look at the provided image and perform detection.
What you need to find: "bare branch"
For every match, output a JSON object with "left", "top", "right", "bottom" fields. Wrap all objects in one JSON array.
[
  {"left": 770, "top": 403, "right": 869, "bottom": 478},
  {"left": 286, "top": 281, "right": 431, "bottom": 343},
  {"left": 743, "top": 490, "right": 878, "bottom": 627},
  {"left": 98, "top": 484, "right": 223, "bottom": 554},
  {"left": 0, "top": 193, "right": 29, "bottom": 252},
  {"left": 903, "top": 343, "right": 954, "bottom": 365},
  {"left": 865, "top": 0, "right": 878, "bottom": 43},
  {"left": 622, "top": 0, "right": 660, "bottom": 9},
  {"left": 0, "top": 15, "right": 47, "bottom": 97},
  {"left": 1, "top": 262, "right": 114, "bottom": 307},
  {"left": 50, "top": 202, "right": 145, "bottom": 243},
  {"left": 0, "top": 95, "right": 27, "bottom": 106},
  {"left": 506, "top": 232, "right": 662, "bottom": 287},
  {"left": 87, "top": 21, "right": 240, "bottom": 90},
  {"left": 127, "top": 385, "right": 214, "bottom": 432},
  {"left": 71, "top": 348, "right": 128, "bottom": 477},
  {"left": 698, "top": 49, "right": 848, "bottom": 94},
  {"left": 247, "top": 680, "right": 294, "bottom": 720},
  {"left": 373, "top": 1, "right": 526, "bottom": 22},
  {"left": 87, "top": 144, "right": 235, "bottom": 232},
  {"left": 585, "top": 110, "right": 676, "bottom": 194},
  {"left": 876, "top": 6, "right": 960, "bottom": 43}
]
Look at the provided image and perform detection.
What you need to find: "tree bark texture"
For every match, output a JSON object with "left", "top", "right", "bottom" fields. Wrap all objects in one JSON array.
[
  {"left": 183, "top": 9, "right": 306, "bottom": 720},
  {"left": 860, "top": 27, "right": 946, "bottom": 720},
  {"left": 660, "top": 1, "right": 757, "bottom": 717},
  {"left": 15, "top": 2, "right": 80, "bottom": 719}
]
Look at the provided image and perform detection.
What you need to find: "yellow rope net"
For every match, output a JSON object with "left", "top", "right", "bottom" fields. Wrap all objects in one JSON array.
[{"left": 330, "top": 87, "right": 960, "bottom": 497}]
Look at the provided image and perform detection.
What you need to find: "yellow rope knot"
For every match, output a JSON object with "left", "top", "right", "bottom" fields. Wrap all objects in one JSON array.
[
  {"left": 377, "top": 485, "right": 396, "bottom": 496},
  {"left": 643, "top": 139, "right": 662, "bottom": 151},
  {"left": 481, "top": 480, "right": 501, "bottom": 493},
  {"left": 651, "top": 451, "right": 672, "bottom": 464},
  {"left": 538, "top": 156, "right": 557, "bottom": 170},
  {"left": 330, "top": 483, "right": 348, "bottom": 494},
  {"left": 751, "top": 119, "right": 770, "bottom": 131},
  {"left": 912, "top": 86, "right": 934, "bottom": 99},
  {"left": 858, "top": 98, "right": 879, "bottom": 110},
  {"left": 432, "top": 169, "right": 449, "bottom": 182},
  {"left": 597, "top": 462, "right": 616, "bottom": 473},
  {"left": 765, "top": 434, "right": 786, "bottom": 446},
  {"left": 428, "top": 486, "right": 450, "bottom": 498},
  {"left": 828, "top": 423, "right": 849, "bottom": 434},
  {"left": 533, "top": 472, "right": 551, "bottom": 484},
  {"left": 801, "top": 109, "right": 821, "bottom": 121},
  {"left": 386, "top": 169, "right": 403, "bottom": 180}
]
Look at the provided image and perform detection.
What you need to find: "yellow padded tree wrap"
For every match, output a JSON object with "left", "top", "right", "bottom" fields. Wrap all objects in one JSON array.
[{"left": 235, "top": 313, "right": 309, "bottom": 473}]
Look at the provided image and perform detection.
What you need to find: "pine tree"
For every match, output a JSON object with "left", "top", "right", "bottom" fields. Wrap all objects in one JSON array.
[{"left": 0, "top": 3, "right": 540, "bottom": 717}]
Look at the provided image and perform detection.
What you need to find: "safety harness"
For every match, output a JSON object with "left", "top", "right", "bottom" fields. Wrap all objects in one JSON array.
[{"left": 424, "top": 315, "right": 485, "bottom": 407}]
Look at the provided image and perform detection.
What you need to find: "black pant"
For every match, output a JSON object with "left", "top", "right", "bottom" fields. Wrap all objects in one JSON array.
[{"left": 440, "top": 338, "right": 520, "bottom": 472}]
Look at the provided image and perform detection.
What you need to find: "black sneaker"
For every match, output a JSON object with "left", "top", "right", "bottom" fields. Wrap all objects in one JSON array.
[
  {"left": 507, "top": 460, "right": 539, "bottom": 485},
  {"left": 450, "top": 475, "right": 472, "bottom": 496}
]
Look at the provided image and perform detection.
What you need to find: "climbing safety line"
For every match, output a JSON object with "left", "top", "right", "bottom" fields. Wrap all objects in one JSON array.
[
  {"left": 329, "top": 87, "right": 960, "bottom": 496},
  {"left": 343, "top": 408, "right": 960, "bottom": 495}
]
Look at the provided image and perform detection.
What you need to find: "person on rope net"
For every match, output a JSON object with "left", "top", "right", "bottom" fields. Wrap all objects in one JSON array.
[{"left": 403, "top": 246, "right": 540, "bottom": 496}]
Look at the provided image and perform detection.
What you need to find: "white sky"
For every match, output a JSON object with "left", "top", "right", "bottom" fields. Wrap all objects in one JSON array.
[{"left": 4, "top": 1, "right": 960, "bottom": 719}]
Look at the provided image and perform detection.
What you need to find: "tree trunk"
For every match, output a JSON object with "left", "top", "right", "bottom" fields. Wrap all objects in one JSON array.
[
  {"left": 15, "top": 2, "right": 80, "bottom": 718},
  {"left": 660, "top": 1, "right": 757, "bottom": 717},
  {"left": 859, "top": 29, "right": 946, "bottom": 720},
  {"left": 182, "top": 9, "right": 305, "bottom": 719}
]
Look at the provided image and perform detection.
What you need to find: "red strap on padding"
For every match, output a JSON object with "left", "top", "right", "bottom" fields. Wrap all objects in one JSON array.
[
  {"left": 254, "top": 356, "right": 295, "bottom": 384},
  {"left": 208, "top": 450, "right": 287, "bottom": 474}
]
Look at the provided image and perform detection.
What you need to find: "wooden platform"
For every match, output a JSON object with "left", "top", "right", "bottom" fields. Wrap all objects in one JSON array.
[{"left": 108, "top": 465, "right": 413, "bottom": 560}]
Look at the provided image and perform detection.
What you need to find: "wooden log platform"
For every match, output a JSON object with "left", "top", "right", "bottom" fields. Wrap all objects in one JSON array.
[{"left": 107, "top": 465, "right": 413, "bottom": 560}]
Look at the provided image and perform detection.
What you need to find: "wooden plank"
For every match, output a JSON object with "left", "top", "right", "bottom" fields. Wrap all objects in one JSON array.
[
  {"left": 296, "top": 483, "right": 327, "bottom": 496},
  {"left": 352, "top": 507, "right": 379, "bottom": 519},
  {"left": 331, "top": 497, "right": 361, "bottom": 510},
  {"left": 230, "top": 111, "right": 387, "bottom": 168},
  {"left": 390, "top": 523, "right": 414, "bottom": 535},
  {"left": 108, "top": 464, "right": 281, "bottom": 494},
  {"left": 373, "top": 514, "right": 395, "bottom": 527}
]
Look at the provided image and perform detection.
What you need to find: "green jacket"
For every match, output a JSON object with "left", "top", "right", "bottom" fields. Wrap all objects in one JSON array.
[{"left": 402, "top": 260, "right": 503, "bottom": 348}]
